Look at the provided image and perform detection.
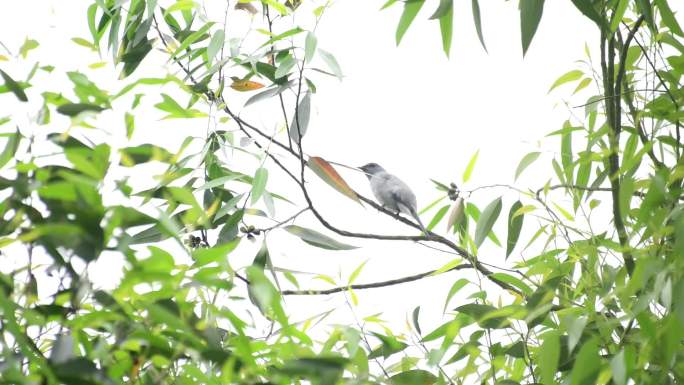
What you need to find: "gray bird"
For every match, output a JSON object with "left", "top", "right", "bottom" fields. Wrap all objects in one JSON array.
[{"left": 359, "top": 163, "right": 427, "bottom": 234}]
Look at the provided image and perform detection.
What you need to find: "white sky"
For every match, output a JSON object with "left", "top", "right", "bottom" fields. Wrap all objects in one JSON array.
[{"left": 0, "top": 0, "right": 621, "bottom": 356}]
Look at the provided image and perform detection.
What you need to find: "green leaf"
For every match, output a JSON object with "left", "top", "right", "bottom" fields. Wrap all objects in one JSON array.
[
  {"left": 192, "top": 239, "right": 240, "bottom": 267},
  {"left": 571, "top": 0, "right": 606, "bottom": 28},
  {"left": 520, "top": 0, "right": 545, "bottom": 56},
  {"left": 251, "top": 167, "right": 268, "bottom": 204},
  {"left": 569, "top": 337, "right": 601, "bottom": 385},
  {"left": 506, "top": 200, "right": 524, "bottom": 258},
  {"left": 438, "top": 8, "right": 454, "bottom": 57},
  {"left": 368, "top": 333, "right": 408, "bottom": 359},
  {"left": 56, "top": 103, "right": 105, "bottom": 116},
  {"left": 443, "top": 278, "right": 469, "bottom": 313},
  {"left": 275, "top": 55, "right": 296, "bottom": 79},
  {"left": 19, "top": 38, "right": 39, "bottom": 58},
  {"left": 124, "top": 112, "right": 134, "bottom": 139},
  {"left": 284, "top": 225, "right": 358, "bottom": 250},
  {"left": 0, "top": 69, "right": 28, "bottom": 102},
  {"left": 655, "top": 0, "right": 684, "bottom": 37},
  {"left": 549, "top": 69, "right": 583, "bottom": 92},
  {"left": 396, "top": 0, "right": 426, "bottom": 45},
  {"left": 206, "top": 29, "right": 225, "bottom": 65},
  {"left": 412, "top": 306, "right": 421, "bottom": 334},
  {"left": 514, "top": 152, "right": 540, "bottom": 180},
  {"left": 389, "top": 370, "right": 437, "bottom": 385},
  {"left": 427, "top": 204, "right": 450, "bottom": 231},
  {"left": 471, "top": 0, "right": 487, "bottom": 52},
  {"left": 289, "top": 92, "right": 311, "bottom": 142},
  {"left": 474, "top": 197, "right": 502, "bottom": 247},
  {"left": 170, "top": 22, "right": 214, "bottom": 59},
  {"left": 636, "top": 0, "right": 656, "bottom": 32},
  {"left": 610, "top": 0, "right": 629, "bottom": 32},
  {"left": 561, "top": 127, "right": 573, "bottom": 184},
  {"left": 462, "top": 149, "right": 479, "bottom": 183},
  {"left": 305, "top": 32, "right": 317, "bottom": 63},
  {"left": 429, "top": 0, "right": 452, "bottom": 19},
  {"left": 260, "top": 27, "right": 304, "bottom": 48},
  {"left": 318, "top": 49, "right": 343, "bottom": 79},
  {"left": 539, "top": 331, "right": 560, "bottom": 385},
  {"left": 348, "top": 259, "right": 368, "bottom": 285},
  {"left": 0, "top": 130, "right": 20, "bottom": 169},
  {"left": 154, "top": 93, "right": 206, "bottom": 119},
  {"left": 490, "top": 273, "right": 532, "bottom": 295}
]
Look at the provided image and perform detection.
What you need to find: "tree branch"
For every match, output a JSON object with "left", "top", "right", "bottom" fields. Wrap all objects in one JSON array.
[{"left": 281, "top": 264, "right": 472, "bottom": 295}]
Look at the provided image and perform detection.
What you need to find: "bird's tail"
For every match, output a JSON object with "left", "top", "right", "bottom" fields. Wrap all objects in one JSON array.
[{"left": 409, "top": 208, "right": 429, "bottom": 236}]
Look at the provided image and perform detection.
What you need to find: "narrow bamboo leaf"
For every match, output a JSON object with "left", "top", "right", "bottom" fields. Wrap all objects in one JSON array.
[
  {"left": 389, "top": 370, "right": 437, "bottom": 385},
  {"left": 439, "top": 8, "right": 453, "bottom": 58},
  {"left": 307, "top": 156, "right": 361, "bottom": 204},
  {"left": 548, "top": 69, "right": 583, "bottom": 92},
  {"left": 284, "top": 225, "right": 358, "bottom": 250},
  {"left": 570, "top": 0, "right": 606, "bottom": 28},
  {"left": 539, "top": 331, "right": 560, "bottom": 385},
  {"left": 654, "top": 0, "right": 684, "bottom": 37},
  {"left": 514, "top": 152, "right": 540, "bottom": 180},
  {"left": 318, "top": 49, "right": 343, "bottom": 79},
  {"left": 569, "top": 338, "right": 601, "bottom": 384},
  {"left": 274, "top": 55, "right": 296, "bottom": 79},
  {"left": 610, "top": 0, "right": 629, "bottom": 32},
  {"left": 304, "top": 32, "right": 317, "bottom": 63},
  {"left": 474, "top": 197, "right": 502, "bottom": 247},
  {"left": 396, "top": 0, "right": 426, "bottom": 45},
  {"left": 471, "top": 0, "right": 487, "bottom": 52},
  {"left": 57, "top": 103, "right": 105, "bottom": 116},
  {"left": 0, "top": 130, "right": 20, "bottom": 169},
  {"left": 412, "top": 306, "right": 421, "bottom": 334},
  {"left": 520, "top": 0, "right": 545, "bottom": 56},
  {"left": 259, "top": 27, "right": 304, "bottom": 48},
  {"left": 636, "top": 0, "right": 656, "bottom": 32},
  {"left": 462, "top": 149, "right": 479, "bottom": 183},
  {"left": 348, "top": 259, "right": 368, "bottom": 285},
  {"left": 289, "top": 92, "right": 311, "bottom": 143},
  {"left": 0, "top": 69, "right": 28, "bottom": 102},
  {"left": 429, "top": 0, "right": 452, "bottom": 19},
  {"left": 251, "top": 167, "right": 268, "bottom": 204},
  {"left": 443, "top": 278, "right": 468, "bottom": 313},
  {"left": 490, "top": 273, "right": 532, "bottom": 295},
  {"left": 427, "top": 204, "right": 450, "bottom": 231},
  {"left": 572, "top": 77, "right": 592, "bottom": 94},
  {"left": 506, "top": 200, "right": 524, "bottom": 259},
  {"left": 561, "top": 128, "right": 573, "bottom": 184},
  {"left": 170, "top": 22, "right": 214, "bottom": 59},
  {"left": 206, "top": 29, "right": 225, "bottom": 65}
]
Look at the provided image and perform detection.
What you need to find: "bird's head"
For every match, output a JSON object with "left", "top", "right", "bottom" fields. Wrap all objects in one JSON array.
[{"left": 359, "top": 163, "right": 385, "bottom": 179}]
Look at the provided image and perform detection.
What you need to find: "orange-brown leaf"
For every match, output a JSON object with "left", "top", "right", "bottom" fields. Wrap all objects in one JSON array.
[
  {"left": 230, "top": 79, "right": 265, "bottom": 92},
  {"left": 307, "top": 156, "right": 362, "bottom": 205}
]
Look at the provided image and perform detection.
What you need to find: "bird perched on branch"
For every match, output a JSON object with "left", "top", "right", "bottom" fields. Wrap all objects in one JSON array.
[{"left": 359, "top": 163, "right": 427, "bottom": 235}]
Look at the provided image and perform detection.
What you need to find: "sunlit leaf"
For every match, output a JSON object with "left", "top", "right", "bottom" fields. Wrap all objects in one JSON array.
[
  {"left": 463, "top": 149, "right": 479, "bottom": 183},
  {"left": 396, "top": 0, "right": 426, "bottom": 45}
]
